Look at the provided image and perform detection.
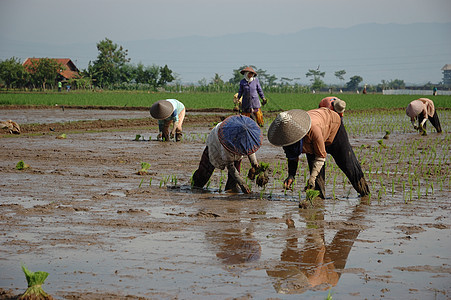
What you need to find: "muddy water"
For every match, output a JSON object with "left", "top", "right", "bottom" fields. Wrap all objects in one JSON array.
[{"left": 0, "top": 108, "right": 450, "bottom": 299}]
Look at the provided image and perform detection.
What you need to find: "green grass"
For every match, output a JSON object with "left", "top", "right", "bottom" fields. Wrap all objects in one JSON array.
[{"left": 0, "top": 91, "right": 450, "bottom": 111}]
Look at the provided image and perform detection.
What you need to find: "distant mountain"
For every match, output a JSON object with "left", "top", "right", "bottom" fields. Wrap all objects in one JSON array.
[{"left": 1, "top": 22, "right": 450, "bottom": 85}]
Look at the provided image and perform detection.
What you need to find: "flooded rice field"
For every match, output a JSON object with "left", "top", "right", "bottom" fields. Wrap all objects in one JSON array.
[{"left": 0, "top": 107, "right": 450, "bottom": 299}]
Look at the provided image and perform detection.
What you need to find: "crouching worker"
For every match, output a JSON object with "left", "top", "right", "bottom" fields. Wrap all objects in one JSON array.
[
  {"left": 192, "top": 115, "right": 263, "bottom": 194},
  {"left": 267, "top": 108, "right": 369, "bottom": 201},
  {"left": 319, "top": 97, "right": 346, "bottom": 117},
  {"left": 150, "top": 99, "right": 186, "bottom": 141},
  {"left": 406, "top": 98, "right": 442, "bottom": 135}
]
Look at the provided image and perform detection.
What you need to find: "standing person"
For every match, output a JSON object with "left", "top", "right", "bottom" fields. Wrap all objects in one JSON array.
[
  {"left": 318, "top": 96, "right": 346, "bottom": 117},
  {"left": 192, "top": 115, "right": 263, "bottom": 194},
  {"left": 433, "top": 86, "right": 438, "bottom": 96},
  {"left": 406, "top": 98, "right": 442, "bottom": 135},
  {"left": 237, "top": 66, "right": 267, "bottom": 127},
  {"left": 267, "top": 108, "right": 369, "bottom": 201},
  {"left": 58, "top": 81, "right": 62, "bottom": 92},
  {"left": 150, "top": 99, "right": 186, "bottom": 142}
]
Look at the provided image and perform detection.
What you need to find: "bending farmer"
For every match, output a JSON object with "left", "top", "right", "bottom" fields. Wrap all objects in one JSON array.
[
  {"left": 267, "top": 108, "right": 370, "bottom": 200},
  {"left": 192, "top": 115, "right": 262, "bottom": 194},
  {"left": 150, "top": 99, "right": 186, "bottom": 141},
  {"left": 318, "top": 96, "right": 346, "bottom": 117},
  {"left": 406, "top": 98, "right": 442, "bottom": 135}
]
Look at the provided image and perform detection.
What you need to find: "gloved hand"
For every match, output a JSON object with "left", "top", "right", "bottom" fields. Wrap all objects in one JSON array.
[
  {"left": 239, "top": 183, "right": 251, "bottom": 194},
  {"left": 262, "top": 98, "right": 268, "bottom": 106},
  {"left": 248, "top": 166, "right": 257, "bottom": 180},
  {"left": 304, "top": 176, "right": 315, "bottom": 191},
  {"left": 283, "top": 175, "right": 295, "bottom": 190}
]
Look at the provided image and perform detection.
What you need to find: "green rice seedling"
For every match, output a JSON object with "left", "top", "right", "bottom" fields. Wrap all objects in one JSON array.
[
  {"left": 218, "top": 176, "right": 224, "bottom": 192},
  {"left": 135, "top": 134, "right": 142, "bottom": 141},
  {"left": 139, "top": 178, "right": 144, "bottom": 188},
  {"left": 171, "top": 175, "right": 178, "bottom": 186},
  {"left": 16, "top": 160, "right": 30, "bottom": 170},
  {"left": 305, "top": 189, "right": 320, "bottom": 206},
  {"left": 416, "top": 181, "right": 421, "bottom": 199},
  {"left": 149, "top": 177, "right": 152, "bottom": 186},
  {"left": 137, "top": 162, "right": 151, "bottom": 175},
  {"left": 19, "top": 264, "right": 52, "bottom": 299},
  {"left": 391, "top": 179, "right": 395, "bottom": 197}
]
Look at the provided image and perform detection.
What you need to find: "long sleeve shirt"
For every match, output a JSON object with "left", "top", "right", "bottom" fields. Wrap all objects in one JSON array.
[
  {"left": 406, "top": 98, "right": 435, "bottom": 120},
  {"left": 283, "top": 108, "right": 341, "bottom": 159},
  {"left": 237, "top": 78, "right": 265, "bottom": 113}
]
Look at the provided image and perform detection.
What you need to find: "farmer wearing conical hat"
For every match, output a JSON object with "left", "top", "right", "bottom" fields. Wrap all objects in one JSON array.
[
  {"left": 267, "top": 108, "right": 369, "bottom": 200},
  {"left": 237, "top": 66, "right": 267, "bottom": 127},
  {"left": 406, "top": 98, "right": 442, "bottom": 135},
  {"left": 150, "top": 99, "right": 186, "bottom": 142},
  {"left": 192, "top": 115, "right": 263, "bottom": 194},
  {"left": 318, "top": 97, "right": 346, "bottom": 117}
]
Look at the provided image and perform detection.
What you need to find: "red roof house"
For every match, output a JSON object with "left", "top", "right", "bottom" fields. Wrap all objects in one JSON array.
[{"left": 23, "top": 58, "right": 80, "bottom": 80}]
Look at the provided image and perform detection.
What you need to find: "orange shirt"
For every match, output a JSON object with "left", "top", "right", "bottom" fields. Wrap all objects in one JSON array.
[{"left": 302, "top": 108, "right": 341, "bottom": 158}]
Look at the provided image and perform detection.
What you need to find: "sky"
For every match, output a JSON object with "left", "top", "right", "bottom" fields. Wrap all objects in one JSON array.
[
  {"left": 1, "top": 0, "right": 450, "bottom": 44},
  {"left": 1, "top": 0, "right": 451, "bottom": 84}
]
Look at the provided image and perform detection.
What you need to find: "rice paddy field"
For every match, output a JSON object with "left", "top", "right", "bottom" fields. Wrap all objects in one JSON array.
[
  {"left": 0, "top": 91, "right": 450, "bottom": 111},
  {"left": 0, "top": 92, "right": 450, "bottom": 299}
]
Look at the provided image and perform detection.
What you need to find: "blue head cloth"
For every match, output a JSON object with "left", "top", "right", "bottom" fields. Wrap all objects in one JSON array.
[{"left": 218, "top": 115, "right": 262, "bottom": 156}]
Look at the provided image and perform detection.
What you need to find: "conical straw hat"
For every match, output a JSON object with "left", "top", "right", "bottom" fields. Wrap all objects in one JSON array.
[
  {"left": 150, "top": 100, "right": 173, "bottom": 120},
  {"left": 267, "top": 109, "right": 311, "bottom": 147},
  {"left": 333, "top": 99, "right": 346, "bottom": 114},
  {"left": 218, "top": 115, "right": 262, "bottom": 155}
]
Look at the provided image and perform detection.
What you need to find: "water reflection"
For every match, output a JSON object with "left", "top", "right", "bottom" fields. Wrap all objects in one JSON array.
[
  {"left": 267, "top": 202, "right": 368, "bottom": 294},
  {"left": 206, "top": 225, "right": 261, "bottom": 265}
]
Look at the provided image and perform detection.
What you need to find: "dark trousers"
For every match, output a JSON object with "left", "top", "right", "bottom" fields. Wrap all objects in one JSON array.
[
  {"left": 418, "top": 110, "right": 442, "bottom": 133},
  {"left": 307, "top": 123, "right": 370, "bottom": 198},
  {"left": 192, "top": 147, "right": 242, "bottom": 191}
]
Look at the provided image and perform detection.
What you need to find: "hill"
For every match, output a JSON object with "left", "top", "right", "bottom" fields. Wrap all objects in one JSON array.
[{"left": 1, "top": 22, "right": 450, "bottom": 85}]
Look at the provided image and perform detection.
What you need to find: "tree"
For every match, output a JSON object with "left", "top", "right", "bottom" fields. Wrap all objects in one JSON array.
[
  {"left": 388, "top": 79, "right": 405, "bottom": 89},
  {"left": 158, "top": 64, "right": 175, "bottom": 86},
  {"left": 305, "top": 67, "right": 326, "bottom": 91},
  {"left": 27, "top": 58, "right": 64, "bottom": 90},
  {"left": 0, "top": 57, "right": 28, "bottom": 89},
  {"left": 90, "top": 38, "right": 130, "bottom": 87},
  {"left": 211, "top": 73, "right": 224, "bottom": 85},
  {"left": 135, "top": 63, "right": 159, "bottom": 86},
  {"left": 334, "top": 70, "right": 346, "bottom": 85},
  {"left": 346, "top": 75, "right": 363, "bottom": 91}
]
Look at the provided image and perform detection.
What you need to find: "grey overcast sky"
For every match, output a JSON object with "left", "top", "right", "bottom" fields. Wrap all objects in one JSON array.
[{"left": 1, "top": 0, "right": 451, "bottom": 44}]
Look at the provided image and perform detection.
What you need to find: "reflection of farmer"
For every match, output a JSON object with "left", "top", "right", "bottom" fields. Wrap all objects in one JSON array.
[
  {"left": 267, "top": 108, "right": 369, "bottom": 200},
  {"left": 406, "top": 98, "right": 442, "bottom": 135},
  {"left": 192, "top": 115, "right": 262, "bottom": 194},
  {"left": 150, "top": 99, "right": 186, "bottom": 142},
  {"left": 266, "top": 202, "right": 367, "bottom": 294},
  {"left": 318, "top": 97, "right": 346, "bottom": 117},
  {"left": 237, "top": 66, "right": 267, "bottom": 127},
  {"left": 206, "top": 225, "right": 261, "bottom": 265}
]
